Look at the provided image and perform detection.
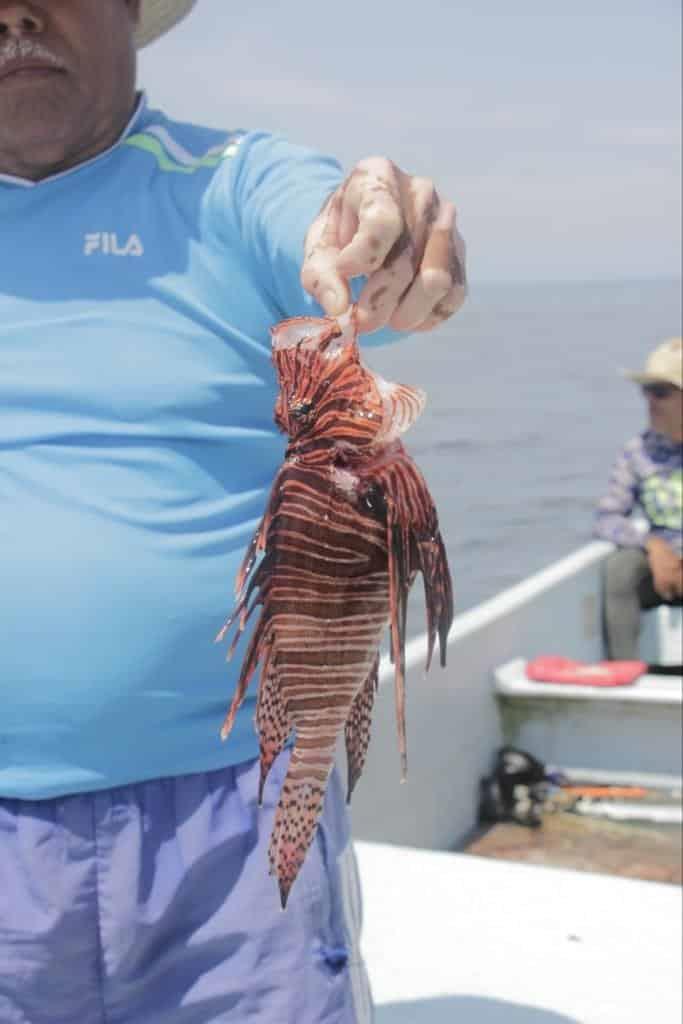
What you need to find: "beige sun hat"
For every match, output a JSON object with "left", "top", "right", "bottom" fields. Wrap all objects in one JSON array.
[
  {"left": 135, "top": 0, "right": 198, "bottom": 48},
  {"left": 624, "top": 337, "right": 683, "bottom": 389}
]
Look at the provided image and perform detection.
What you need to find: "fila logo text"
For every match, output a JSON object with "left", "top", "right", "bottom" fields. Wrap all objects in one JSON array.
[{"left": 84, "top": 233, "right": 144, "bottom": 257}]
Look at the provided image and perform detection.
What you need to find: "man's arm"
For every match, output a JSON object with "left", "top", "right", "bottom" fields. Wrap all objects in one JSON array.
[
  {"left": 645, "top": 537, "right": 683, "bottom": 600},
  {"left": 207, "top": 132, "right": 344, "bottom": 322},
  {"left": 593, "top": 447, "right": 644, "bottom": 547},
  {"left": 594, "top": 447, "right": 683, "bottom": 598}
]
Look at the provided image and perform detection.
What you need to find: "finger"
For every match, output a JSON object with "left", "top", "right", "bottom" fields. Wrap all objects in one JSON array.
[
  {"left": 338, "top": 194, "right": 359, "bottom": 250},
  {"left": 300, "top": 191, "right": 351, "bottom": 316},
  {"left": 431, "top": 202, "right": 464, "bottom": 269},
  {"left": 401, "top": 211, "right": 468, "bottom": 332},
  {"left": 389, "top": 201, "right": 456, "bottom": 330},
  {"left": 354, "top": 233, "right": 416, "bottom": 334},
  {"left": 347, "top": 173, "right": 446, "bottom": 332},
  {"left": 389, "top": 266, "right": 451, "bottom": 332},
  {"left": 335, "top": 160, "right": 406, "bottom": 278},
  {"left": 409, "top": 282, "right": 468, "bottom": 332}
]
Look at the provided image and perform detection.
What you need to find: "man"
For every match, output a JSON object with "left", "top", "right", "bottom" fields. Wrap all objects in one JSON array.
[
  {"left": 594, "top": 338, "right": 683, "bottom": 661},
  {"left": 0, "top": 2, "right": 466, "bottom": 1022}
]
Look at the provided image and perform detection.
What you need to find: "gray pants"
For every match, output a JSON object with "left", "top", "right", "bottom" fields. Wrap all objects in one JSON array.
[{"left": 603, "top": 547, "right": 682, "bottom": 660}]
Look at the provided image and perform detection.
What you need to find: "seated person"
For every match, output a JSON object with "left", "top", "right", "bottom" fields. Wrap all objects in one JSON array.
[{"left": 594, "top": 337, "right": 682, "bottom": 661}]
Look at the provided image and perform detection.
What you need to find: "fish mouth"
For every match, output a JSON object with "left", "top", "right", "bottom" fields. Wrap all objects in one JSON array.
[{"left": 270, "top": 307, "right": 357, "bottom": 353}]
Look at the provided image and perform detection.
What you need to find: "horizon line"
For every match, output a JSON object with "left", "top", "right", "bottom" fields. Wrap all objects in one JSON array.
[{"left": 468, "top": 273, "right": 681, "bottom": 289}]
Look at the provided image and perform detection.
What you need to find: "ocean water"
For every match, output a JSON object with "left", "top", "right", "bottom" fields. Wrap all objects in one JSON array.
[{"left": 363, "top": 277, "right": 682, "bottom": 629}]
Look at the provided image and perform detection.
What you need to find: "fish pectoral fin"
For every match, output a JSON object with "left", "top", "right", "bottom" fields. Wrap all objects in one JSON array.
[
  {"left": 256, "top": 660, "right": 293, "bottom": 805},
  {"left": 344, "top": 655, "right": 380, "bottom": 802}
]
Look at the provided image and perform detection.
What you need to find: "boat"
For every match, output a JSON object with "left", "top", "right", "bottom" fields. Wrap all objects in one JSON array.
[{"left": 348, "top": 540, "right": 682, "bottom": 1023}]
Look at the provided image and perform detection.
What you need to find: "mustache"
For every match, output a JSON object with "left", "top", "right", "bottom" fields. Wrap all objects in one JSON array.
[{"left": 0, "top": 39, "right": 64, "bottom": 70}]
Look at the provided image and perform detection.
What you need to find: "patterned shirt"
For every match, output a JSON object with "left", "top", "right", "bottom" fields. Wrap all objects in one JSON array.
[{"left": 594, "top": 430, "right": 683, "bottom": 555}]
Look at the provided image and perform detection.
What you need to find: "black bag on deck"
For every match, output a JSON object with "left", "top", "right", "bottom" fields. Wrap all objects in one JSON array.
[{"left": 478, "top": 746, "right": 552, "bottom": 828}]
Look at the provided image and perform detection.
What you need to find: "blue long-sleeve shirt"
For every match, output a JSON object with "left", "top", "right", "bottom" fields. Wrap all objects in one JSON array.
[
  {"left": 1, "top": 95, "right": 394, "bottom": 799},
  {"left": 593, "top": 430, "right": 682, "bottom": 555}
]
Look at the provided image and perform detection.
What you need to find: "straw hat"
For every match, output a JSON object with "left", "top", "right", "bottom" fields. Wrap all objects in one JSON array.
[
  {"left": 624, "top": 337, "right": 682, "bottom": 389},
  {"left": 135, "top": 0, "right": 198, "bottom": 48}
]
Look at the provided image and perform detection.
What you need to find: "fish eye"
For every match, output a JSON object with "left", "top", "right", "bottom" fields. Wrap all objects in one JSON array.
[
  {"left": 290, "top": 401, "right": 313, "bottom": 420},
  {"left": 362, "top": 483, "right": 386, "bottom": 513}
]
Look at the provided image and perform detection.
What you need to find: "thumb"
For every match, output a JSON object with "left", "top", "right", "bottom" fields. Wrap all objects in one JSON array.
[{"left": 300, "top": 265, "right": 351, "bottom": 317}]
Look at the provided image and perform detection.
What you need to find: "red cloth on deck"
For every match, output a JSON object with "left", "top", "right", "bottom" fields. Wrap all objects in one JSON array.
[{"left": 525, "top": 656, "right": 647, "bottom": 687}]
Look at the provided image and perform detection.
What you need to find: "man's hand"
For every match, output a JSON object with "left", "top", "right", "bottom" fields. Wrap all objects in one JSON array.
[
  {"left": 646, "top": 537, "right": 683, "bottom": 601},
  {"left": 301, "top": 157, "right": 467, "bottom": 334}
]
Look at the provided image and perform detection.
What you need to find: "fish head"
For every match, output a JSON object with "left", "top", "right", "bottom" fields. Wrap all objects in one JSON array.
[
  {"left": 270, "top": 307, "right": 426, "bottom": 450},
  {"left": 271, "top": 308, "right": 379, "bottom": 447}
]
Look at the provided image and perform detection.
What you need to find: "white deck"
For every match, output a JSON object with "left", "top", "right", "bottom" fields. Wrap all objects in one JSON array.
[
  {"left": 357, "top": 841, "right": 683, "bottom": 1024},
  {"left": 350, "top": 545, "right": 682, "bottom": 1022}
]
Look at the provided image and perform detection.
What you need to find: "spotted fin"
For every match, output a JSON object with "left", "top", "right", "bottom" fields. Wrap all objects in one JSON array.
[
  {"left": 344, "top": 654, "right": 380, "bottom": 802},
  {"left": 269, "top": 751, "right": 336, "bottom": 909}
]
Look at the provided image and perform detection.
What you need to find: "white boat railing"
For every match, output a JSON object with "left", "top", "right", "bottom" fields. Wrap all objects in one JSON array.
[{"left": 350, "top": 541, "right": 616, "bottom": 849}]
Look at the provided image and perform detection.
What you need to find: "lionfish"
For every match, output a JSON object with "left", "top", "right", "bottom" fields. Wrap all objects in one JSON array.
[{"left": 217, "top": 307, "right": 453, "bottom": 907}]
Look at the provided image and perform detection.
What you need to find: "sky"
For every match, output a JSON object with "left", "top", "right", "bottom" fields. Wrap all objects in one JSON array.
[{"left": 138, "top": 1, "right": 682, "bottom": 286}]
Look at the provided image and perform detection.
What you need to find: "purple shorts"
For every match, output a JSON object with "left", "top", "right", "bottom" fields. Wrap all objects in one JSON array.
[{"left": 0, "top": 753, "right": 373, "bottom": 1023}]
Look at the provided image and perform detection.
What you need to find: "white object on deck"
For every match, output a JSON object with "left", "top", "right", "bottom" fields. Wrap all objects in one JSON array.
[
  {"left": 356, "top": 840, "right": 683, "bottom": 1024},
  {"left": 494, "top": 657, "right": 682, "bottom": 776},
  {"left": 571, "top": 799, "right": 682, "bottom": 825},
  {"left": 495, "top": 657, "right": 682, "bottom": 706},
  {"left": 641, "top": 605, "right": 683, "bottom": 666}
]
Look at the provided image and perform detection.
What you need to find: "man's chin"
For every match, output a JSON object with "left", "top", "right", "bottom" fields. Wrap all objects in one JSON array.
[
  {"left": 0, "top": 76, "right": 74, "bottom": 124},
  {"left": 0, "top": 99, "right": 81, "bottom": 160},
  {"left": 0, "top": 130, "right": 82, "bottom": 180}
]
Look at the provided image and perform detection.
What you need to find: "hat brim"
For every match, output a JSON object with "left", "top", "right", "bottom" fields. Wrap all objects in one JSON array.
[
  {"left": 622, "top": 369, "right": 682, "bottom": 388},
  {"left": 135, "top": 0, "right": 197, "bottom": 48}
]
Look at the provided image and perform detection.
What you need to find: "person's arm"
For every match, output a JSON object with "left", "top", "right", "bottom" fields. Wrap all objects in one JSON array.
[
  {"left": 645, "top": 536, "right": 683, "bottom": 599},
  {"left": 207, "top": 131, "right": 345, "bottom": 323},
  {"left": 593, "top": 447, "right": 644, "bottom": 547}
]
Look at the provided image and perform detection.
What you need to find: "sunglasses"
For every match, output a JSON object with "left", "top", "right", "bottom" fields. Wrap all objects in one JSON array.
[{"left": 641, "top": 383, "right": 678, "bottom": 399}]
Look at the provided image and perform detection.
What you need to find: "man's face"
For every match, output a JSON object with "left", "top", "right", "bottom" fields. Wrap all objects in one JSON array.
[
  {"left": 643, "top": 383, "right": 683, "bottom": 441},
  {"left": 0, "top": 1, "right": 140, "bottom": 177}
]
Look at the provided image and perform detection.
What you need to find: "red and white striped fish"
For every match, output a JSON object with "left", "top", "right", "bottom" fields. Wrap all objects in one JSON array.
[{"left": 217, "top": 307, "right": 453, "bottom": 907}]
